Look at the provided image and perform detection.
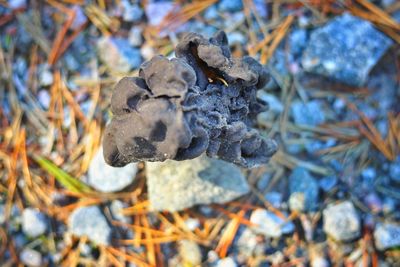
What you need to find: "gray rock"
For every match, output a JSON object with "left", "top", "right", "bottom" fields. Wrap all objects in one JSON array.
[
  {"left": 178, "top": 240, "right": 202, "bottom": 266},
  {"left": 216, "top": 257, "right": 237, "bottom": 267},
  {"left": 0, "top": 204, "right": 5, "bottom": 224},
  {"left": 38, "top": 65, "right": 53, "bottom": 87},
  {"left": 237, "top": 228, "right": 258, "bottom": 257},
  {"left": 204, "top": 6, "right": 219, "bottom": 20},
  {"left": 227, "top": 31, "right": 246, "bottom": 45},
  {"left": 289, "top": 167, "right": 319, "bottom": 212},
  {"left": 68, "top": 205, "right": 112, "bottom": 245},
  {"left": 374, "top": 223, "right": 400, "bottom": 250},
  {"left": 121, "top": 1, "right": 143, "bottom": 22},
  {"left": 289, "top": 28, "right": 308, "bottom": 57},
  {"left": 20, "top": 248, "right": 42, "bottom": 267},
  {"left": 97, "top": 37, "right": 142, "bottom": 73},
  {"left": 8, "top": 0, "right": 26, "bottom": 9},
  {"left": 37, "top": 90, "right": 50, "bottom": 109},
  {"left": 22, "top": 208, "right": 48, "bottom": 238},
  {"left": 389, "top": 157, "right": 400, "bottom": 183},
  {"left": 323, "top": 201, "right": 360, "bottom": 242},
  {"left": 319, "top": 176, "right": 337, "bottom": 192},
  {"left": 302, "top": 13, "right": 393, "bottom": 86},
  {"left": 264, "top": 192, "right": 282, "bottom": 209},
  {"left": 257, "top": 91, "right": 284, "bottom": 114},
  {"left": 110, "top": 200, "right": 131, "bottom": 224},
  {"left": 291, "top": 100, "right": 326, "bottom": 126},
  {"left": 250, "top": 209, "right": 295, "bottom": 238},
  {"left": 88, "top": 147, "right": 137, "bottom": 193},
  {"left": 129, "top": 26, "right": 143, "bottom": 47},
  {"left": 146, "top": 156, "right": 249, "bottom": 212},
  {"left": 145, "top": 2, "right": 174, "bottom": 26},
  {"left": 218, "top": 0, "right": 243, "bottom": 12},
  {"left": 71, "top": 5, "right": 87, "bottom": 30}
]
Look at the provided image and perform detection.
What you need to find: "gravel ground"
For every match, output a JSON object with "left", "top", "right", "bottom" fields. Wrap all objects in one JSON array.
[{"left": 0, "top": 0, "right": 399, "bottom": 266}]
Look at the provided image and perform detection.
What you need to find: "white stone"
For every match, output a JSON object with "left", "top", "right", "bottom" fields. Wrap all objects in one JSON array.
[
  {"left": 68, "top": 205, "right": 112, "bottom": 245},
  {"left": 323, "top": 201, "right": 360, "bottom": 242},
  {"left": 88, "top": 147, "right": 137, "bottom": 193},
  {"left": 250, "top": 209, "right": 294, "bottom": 238},
  {"left": 22, "top": 208, "right": 47, "bottom": 238},
  {"left": 146, "top": 156, "right": 249, "bottom": 212}
]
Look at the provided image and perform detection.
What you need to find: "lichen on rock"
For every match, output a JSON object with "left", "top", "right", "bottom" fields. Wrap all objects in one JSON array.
[{"left": 103, "top": 30, "right": 277, "bottom": 168}]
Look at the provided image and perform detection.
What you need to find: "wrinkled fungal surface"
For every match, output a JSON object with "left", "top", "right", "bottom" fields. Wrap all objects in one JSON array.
[{"left": 103, "top": 31, "right": 278, "bottom": 168}]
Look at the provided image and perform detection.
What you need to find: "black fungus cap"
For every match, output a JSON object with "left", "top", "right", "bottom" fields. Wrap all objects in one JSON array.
[{"left": 103, "top": 31, "right": 278, "bottom": 168}]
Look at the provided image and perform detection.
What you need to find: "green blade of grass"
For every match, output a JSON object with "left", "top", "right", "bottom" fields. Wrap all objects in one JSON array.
[{"left": 34, "top": 156, "right": 92, "bottom": 194}]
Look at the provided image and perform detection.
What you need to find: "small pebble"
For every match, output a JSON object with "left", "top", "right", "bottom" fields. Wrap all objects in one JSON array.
[
  {"left": 129, "top": 26, "right": 143, "bottom": 47},
  {"left": 178, "top": 240, "right": 202, "bottom": 266},
  {"left": 68, "top": 205, "right": 112, "bottom": 245},
  {"left": 289, "top": 167, "right": 319, "bottom": 212},
  {"left": 87, "top": 147, "right": 137, "bottom": 193},
  {"left": 110, "top": 200, "right": 132, "bottom": 224},
  {"left": 250, "top": 208, "right": 294, "bottom": 238},
  {"left": 323, "top": 201, "right": 360, "bottom": 242},
  {"left": 216, "top": 257, "right": 237, "bottom": 267},
  {"left": 374, "top": 223, "right": 400, "bottom": 250},
  {"left": 218, "top": 0, "right": 243, "bottom": 12},
  {"left": 20, "top": 248, "right": 42, "bottom": 267},
  {"left": 22, "top": 208, "right": 48, "bottom": 238},
  {"left": 291, "top": 100, "right": 326, "bottom": 126},
  {"left": 319, "top": 176, "right": 338, "bottom": 192},
  {"left": 145, "top": 2, "right": 174, "bottom": 26}
]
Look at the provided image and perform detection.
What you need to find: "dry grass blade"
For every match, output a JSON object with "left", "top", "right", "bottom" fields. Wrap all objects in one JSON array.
[
  {"left": 261, "top": 15, "right": 294, "bottom": 64},
  {"left": 106, "top": 247, "right": 151, "bottom": 267},
  {"left": 157, "top": 0, "right": 217, "bottom": 34},
  {"left": 347, "top": 0, "right": 400, "bottom": 43},
  {"left": 215, "top": 210, "right": 245, "bottom": 258},
  {"left": 34, "top": 156, "right": 93, "bottom": 193},
  {"left": 345, "top": 99, "right": 397, "bottom": 160}
]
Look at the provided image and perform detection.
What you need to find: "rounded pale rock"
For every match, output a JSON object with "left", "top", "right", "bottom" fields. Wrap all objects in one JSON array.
[
  {"left": 146, "top": 155, "right": 249, "bottom": 212},
  {"left": 20, "top": 248, "right": 42, "bottom": 267},
  {"left": 249, "top": 208, "right": 294, "bottom": 238},
  {"left": 22, "top": 208, "right": 48, "bottom": 238},
  {"left": 374, "top": 223, "right": 400, "bottom": 251},
  {"left": 88, "top": 147, "right": 137, "bottom": 193},
  {"left": 323, "top": 201, "right": 360, "bottom": 242},
  {"left": 68, "top": 205, "right": 112, "bottom": 246}
]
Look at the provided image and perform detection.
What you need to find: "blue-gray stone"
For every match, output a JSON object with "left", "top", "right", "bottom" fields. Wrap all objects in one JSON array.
[
  {"left": 218, "top": 0, "right": 243, "bottom": 12},
  {"left": 0, "top": 204, "right": 5, "bottom": 224},
  {"left": 146, "top": 156, "right": 249, "bottom": 212},
  {"left": 22, "top": 208, "right": 48, "bottom": 238},
  {"left": 97, "top": 37, "right": 142, "bottom": 73},
  {"left": 68, "top": 205, "right": 112, "bottom": 245},
  {"left": 319, "top": 176, "right": 337, "bottom": 192},
  {"left": 302, "top": 13, "right": 393, "bottom": 86},
  {"left": 122, "top": 1, "right": 143, "bottom": 22},
  {"left": 289, "top": 29, "right": 308, "bottom": 57},
  {"left": 204, "top": 5, "right": 218, "bottom": 20},
  {"left": 264, "top": 192, "right": 282, "bottom": 209},
  {"left": 110, "top": 200, "right": 132, "bottom": 224},
  {"left": 374, "top": 223, "right": 400, "bottom": 250},
  {"left": 87, "top": 147, "right": 137, "bottom": 193},
  {"left": 250, "top": 209, "right": 295, "bottom": 238},
  {"left": 389, "top": 157, "right": 400, "bottom": 183},
  {"left": 216, "top": 257, "right": 237, "bottom": 267},
  {"left": 289, "top": 167, "right": 319, "bottom": 212},
  {"left": 323, "top": 201, "right": 360, "bottom": 242},
  {"left": 145, "top": 1, "right": 174, "bottom": 26},
  {"left": 20, "top": 248, "right": 42, "bottom": 267},
  {"left": 291, "top": 100, "right": 325, "bottom": 126}
]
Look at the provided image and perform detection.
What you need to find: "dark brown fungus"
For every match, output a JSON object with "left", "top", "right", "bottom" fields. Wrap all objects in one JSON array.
[{"left": 103, "top": 30, "right": 278, "bottom": 168}]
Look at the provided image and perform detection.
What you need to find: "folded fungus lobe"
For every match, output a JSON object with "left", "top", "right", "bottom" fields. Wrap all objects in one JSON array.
[{"left": 103, "top": 31, "right": 278, "bottom": 168}]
